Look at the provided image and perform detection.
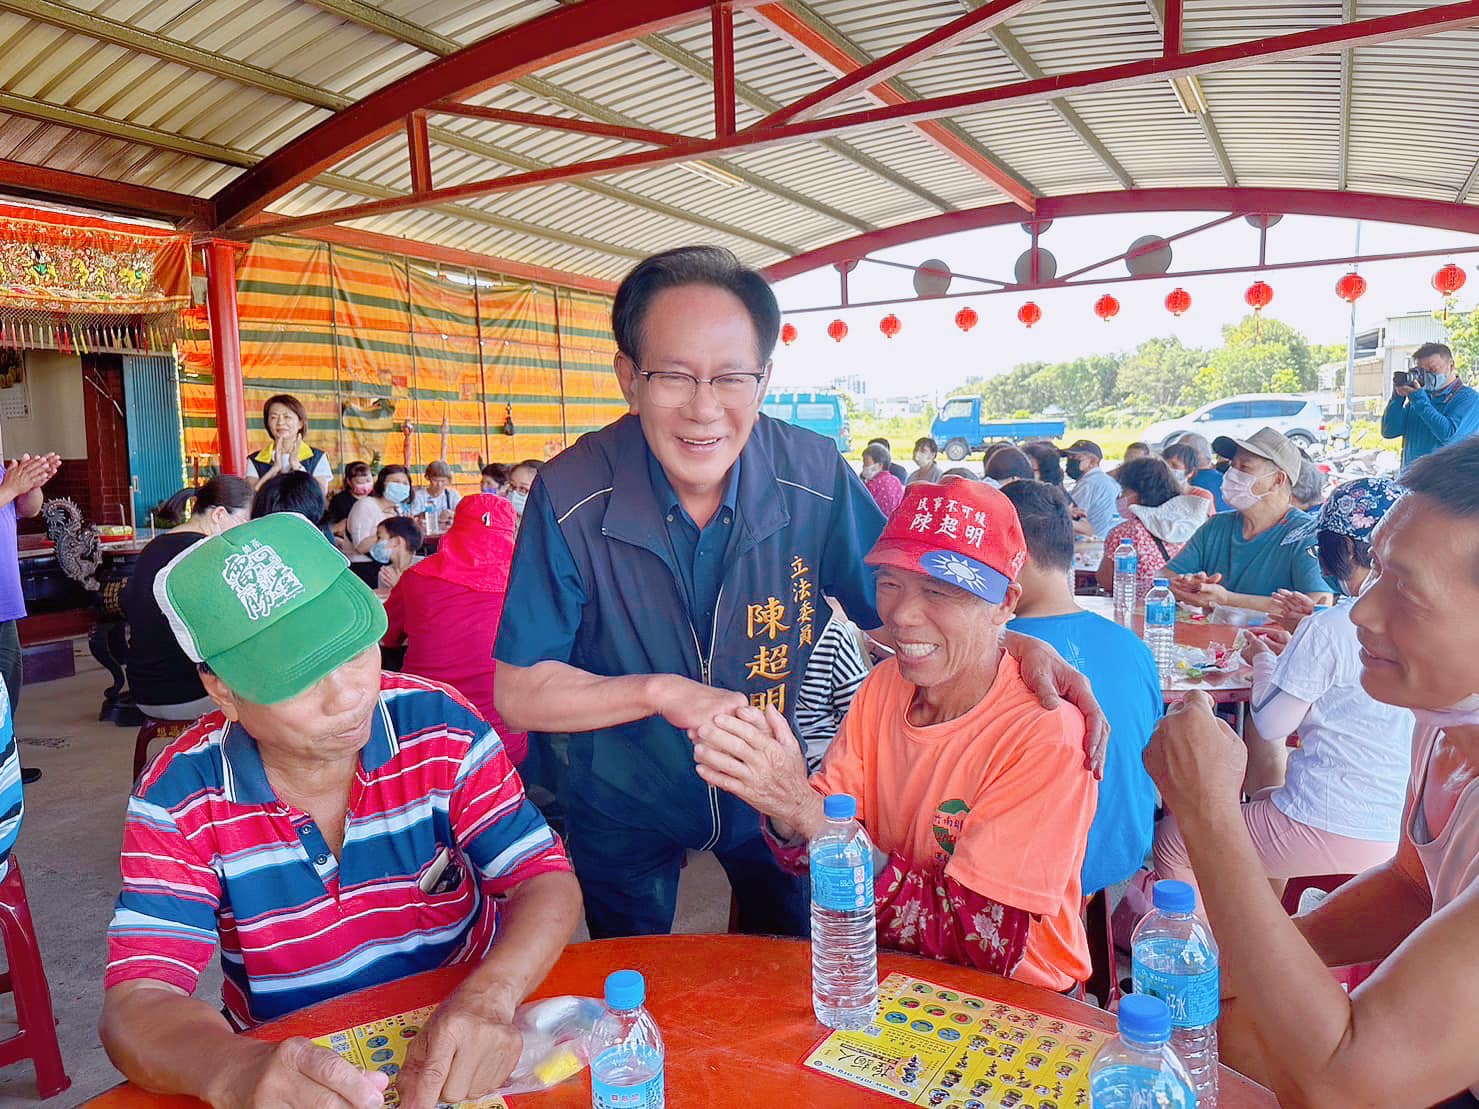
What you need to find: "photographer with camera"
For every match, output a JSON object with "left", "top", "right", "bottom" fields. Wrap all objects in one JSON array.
[{"left": 1380, "top": 341, "right": 1479, "bottom": 467}]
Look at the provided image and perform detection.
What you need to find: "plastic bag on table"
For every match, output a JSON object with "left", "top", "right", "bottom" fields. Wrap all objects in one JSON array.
[{"left": 492, "top": 995, "right": 605, "bottom": 1096}]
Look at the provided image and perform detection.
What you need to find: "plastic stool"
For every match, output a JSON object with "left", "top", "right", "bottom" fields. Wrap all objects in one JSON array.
[
  {"left": 133, "top": 718, "right": 191, "bottom": 783},
  {"left": 0, "top": 858, "right": 70, "bottom": 1099}
]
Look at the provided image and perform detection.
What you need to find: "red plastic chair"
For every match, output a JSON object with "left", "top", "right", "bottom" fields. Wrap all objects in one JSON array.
[
  {"left": 1279, "top": 873, "right": 1376, "bottom": 992},
  {"left": 133, "top": 718, "right": 191, "bottom": 783},
  {"left": 0, "top": 858, "right": 70, "bottom": 1099},
  {"left": 1083, "top": 889, "right": 1121, "bottom": 1009}
]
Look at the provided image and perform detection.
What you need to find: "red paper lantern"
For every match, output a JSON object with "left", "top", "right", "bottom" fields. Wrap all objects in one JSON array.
[
  {"left": 1433, "top": 262, "right": 1467, "bottom": 297},
  {"left": 879, "top": 313, "right": 902, "bottom": 339},
  {"left": 1093, "top": 294, "right": 1120, "bottom": 322},
  {"left": 1334, "top": 272, "right": 1367, "bottom": 304},
  {"left": 1245, "top": 280, "right": 1274, "bottom": 312},
  {"left": 1164, "top": 287, "right": 1192, "bottom": 317},
  {"left": 780, "top": 322, "right": 798, "bottom": 346},
  {"left": 826, "top": 319, "right": 848, "bottom": 343},
  {"left": 1017, "top": 301, "right": 1042, "bottom": 328},
  {"left": 954, "top": 306, "right": 979, "bottom": 333}
]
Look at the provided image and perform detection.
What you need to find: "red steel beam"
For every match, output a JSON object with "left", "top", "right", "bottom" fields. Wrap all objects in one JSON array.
[
  {"left": 749, "top": 2, "right": 1036, "bottom": 209},
  {"left": 212, "top": 0, "right": 753, "bottom": 228},
  {"left": 0, "top": 158, "right": 213, "bottom": 226},
  {"left": 427, "top": 102, "right": 686, "bottom": 146},
  {"left": 297, "top": 226, "right": 620, "bottom": 295},
  {"left": 762, "top": 186, "right": 1479, "bottom": 281},
  {"left": 203, "top": 239, "right": 250, "bottom": 477},
  {"left": 780, "top": 241, "right": 1479, "bottom": 313},
  {"left": 1163, "top": 0, "right": 1183, "bottom": 56},
  {"left": 756, "top": 0, "right": 1047, "bottom": 128},
  {"left": 407, "top": 112, "right": 433, "bottom": 194},
  {"left": 712, "top": 2, "right": 737, "bottom": 137},
  {"left": 222, "top": 3, "right": 1479, "bottom": 238}
]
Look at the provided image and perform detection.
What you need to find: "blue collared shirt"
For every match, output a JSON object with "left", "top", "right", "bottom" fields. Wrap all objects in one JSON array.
[{"left": 647, "top": 451, "right": 740, "bottom": 646}]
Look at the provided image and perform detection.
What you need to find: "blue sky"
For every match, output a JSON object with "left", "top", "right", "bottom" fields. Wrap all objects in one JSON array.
[{"left": 768, "top": 211, "right": 1478, "bottom": 399}]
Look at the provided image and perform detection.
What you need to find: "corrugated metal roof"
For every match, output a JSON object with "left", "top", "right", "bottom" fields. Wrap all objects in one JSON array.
[{"left": 0, "top": 0, "right": 1476, "bottom": 284}]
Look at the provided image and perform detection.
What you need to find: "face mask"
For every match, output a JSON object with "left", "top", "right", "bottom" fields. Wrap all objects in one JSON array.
[
  {"left": 1065, "top": 458, "right": 1083, "bottom": 480},
  {"left": 481, "top": 482, "right": 501, "bottom": 495},
  {"left": 383, "top": 482, "right": 410, "bottom": 505},
  {"left": 1221, "top": 467, "right": 1270, "bottom": 511},
  {"left": 509, "top": 489, "right": 528, "bottom": 516},
  {"left": 1168, "top": 469, "right": 1189, "bottom": 489},
  {"left": 349, "top": 480, "right": 372, "bottom": 497},
  {"left": 861, "top": 464, "right": 882, "bottom": 480},
  {"left": 369, "top": 540, "right": 392, "bottom": 564},
  {"left": 914, "top": 452, "right": 931, "bottom": 467}
]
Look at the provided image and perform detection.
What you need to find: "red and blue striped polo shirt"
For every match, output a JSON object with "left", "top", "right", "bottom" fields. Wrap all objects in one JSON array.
[{"left": 105, "top": 672, "right": 571, "bottom": 1027}]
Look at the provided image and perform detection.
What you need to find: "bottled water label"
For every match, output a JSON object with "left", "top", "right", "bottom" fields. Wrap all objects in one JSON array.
[
  {"left": 592, "top": 1047, "right": 664, "bottom": 1109},
  {"left": 812, "top": 859, "right": 873, "bottom": 911},
  {"left": 1133, "top": 941, "right": 1220, "bottom": 1027},
  {"left": 1146, "top": 600, "right": 1176, "bottom": 626}
]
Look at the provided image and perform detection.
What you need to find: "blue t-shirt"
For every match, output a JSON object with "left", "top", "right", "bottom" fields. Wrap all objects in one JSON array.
[
  {"left": 646, "top": 452, "right": 740, "bottom": 647},
  {"left": 1007, "top": 610, "right": 1161, "bottom": 892},
  {"left": 1165, "top": 507, "right": 1328, "bottom": 598}
]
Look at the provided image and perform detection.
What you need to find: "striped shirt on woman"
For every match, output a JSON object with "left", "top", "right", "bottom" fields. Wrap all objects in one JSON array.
[{"left": 105, "top": 672, "right": 570, "bottom": 1027}]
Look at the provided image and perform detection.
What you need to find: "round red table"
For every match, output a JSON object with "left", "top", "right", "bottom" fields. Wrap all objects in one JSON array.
[{"left": 84, "top": 935, "right": 1273, "bottom": 1107}]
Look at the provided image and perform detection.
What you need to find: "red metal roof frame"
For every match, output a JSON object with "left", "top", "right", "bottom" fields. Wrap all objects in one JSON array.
[
  {"left": 224, "top": 0, "right": 1479, "bottom": 241},
  {"left": 761, "top": 187, "right": 1479, "bottom": 283}
]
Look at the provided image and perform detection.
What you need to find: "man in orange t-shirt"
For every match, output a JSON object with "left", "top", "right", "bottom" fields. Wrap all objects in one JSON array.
[{"left": 692, "top": 479, "right": 1097, "bottom": 990}]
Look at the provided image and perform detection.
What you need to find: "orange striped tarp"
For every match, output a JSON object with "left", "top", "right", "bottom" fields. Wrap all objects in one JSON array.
[{"left": 182, "top": 237, "right": 627, "bottom": 486}]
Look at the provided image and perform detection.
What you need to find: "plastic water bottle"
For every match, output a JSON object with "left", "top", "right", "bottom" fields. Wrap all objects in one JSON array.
[
  {"left": 1131, "top": 879, "right": 1219, "bottom": 1106},
  {"left": 1089, "top": 993, "right": 1198, "bottom": 1108},
  {"left": 1145, "top": 577, "right": 1177, "bottom": 677},
  {"left": 423, "top": 504, "right": 438, "bottom": 537},
  {"left": 589, "top": 970, "right": 664, "bottom": 1109},
  {"left": 810, "top": 793, "right": 878, "bottom": 1030},
  {"left": 1113, "top": 539, "right": 1138, "bottom": 626}
]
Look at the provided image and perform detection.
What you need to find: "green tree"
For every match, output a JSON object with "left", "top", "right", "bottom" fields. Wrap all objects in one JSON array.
[
  {"left": 1185, "top": 315, "right": 1315, "bottom": 403},
  {"left": 1117, "top": 337, "right": 1209, "bottom": 406},
  {"left": 1442, "top": 304, "right": 1479, "bottom": 373}
]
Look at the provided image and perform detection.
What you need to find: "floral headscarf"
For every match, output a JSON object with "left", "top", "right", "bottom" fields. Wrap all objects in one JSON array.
[{"left": 1282, "top": 475, "right": 1404, "bottom": 547}]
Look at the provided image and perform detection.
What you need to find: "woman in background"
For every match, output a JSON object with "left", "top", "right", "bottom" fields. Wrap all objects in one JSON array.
[
  {"left": 860, "top": 442, "right": 904, "bottom": 518},
  {"left": 346, "top": 464, "right": 411, "bottom": 585},
  {"left": 124, "top": 476, "right": 253, "bottom": 721},
  {"left": 248, "top": 394, "right": 332, "bottom": 493},
  {"left": 1096, "top": 456, "right": 1210, "bottom": 598},
  {"left": 383, "top": 494, "right": 527, "bottom": 762}
]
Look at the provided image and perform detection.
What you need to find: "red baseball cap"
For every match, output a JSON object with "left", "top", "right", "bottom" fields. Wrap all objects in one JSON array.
[{"left": 865, "top": 479, "right": 1027, "bottom": 604}]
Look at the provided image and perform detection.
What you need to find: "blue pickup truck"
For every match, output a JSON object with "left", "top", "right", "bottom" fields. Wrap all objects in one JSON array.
[{"left": 931, "top": 396, "right": 1067, "bottom": 461}]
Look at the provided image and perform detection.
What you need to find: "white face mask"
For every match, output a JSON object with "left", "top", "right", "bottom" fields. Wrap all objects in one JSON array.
[
  {"left": 861, "top": 463, "right": 883, "bottom": 480},
  {"left": 914, "top": 452, "right": 931, "bottom": 467},
  {"left": 509, "top": 488, "right": 529, "bottom": 515},
  {"left": 1221, "top": 467, "right": 1270, "bottom": 511},
  {"left": 1168, "top": 468, "right": 1189, "bottom": 489}
]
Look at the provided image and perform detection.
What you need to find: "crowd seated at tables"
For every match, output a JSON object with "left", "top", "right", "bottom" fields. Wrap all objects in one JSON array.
[{"left": 82, "top": 242, "right": 1479, "bottom": 1107}]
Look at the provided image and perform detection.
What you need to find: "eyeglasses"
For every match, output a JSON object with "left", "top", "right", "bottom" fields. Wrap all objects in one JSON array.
[{"left": 636, "top": 368, "right": 765, "bottom": 409}]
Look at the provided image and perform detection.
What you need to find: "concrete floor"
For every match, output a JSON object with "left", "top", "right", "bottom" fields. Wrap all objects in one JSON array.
[{"left": 0, "top": 648, "right": 736, "bottom": 1107}]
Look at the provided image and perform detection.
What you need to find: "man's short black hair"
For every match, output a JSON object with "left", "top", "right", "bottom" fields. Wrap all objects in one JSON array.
[
  {"left": 380, "top": 515, "right": 423, "bottom": 550},
  {"left": 1413, "top": 341, "right": 1453, "bottom": 363},
  {"left": 1403, "top": 437, "right": 1479, "bottom": 520},
  {"left": 1000, "top": 480, "right": 1075, "bottom": 573},
  {"left": 612, "top": 246, "right": 781, "bottom": 366},
  {"left": 481, "top": 462, "right": 509, "bottom": 483},
  {"left": 252, "top": 471, "right": 325, "bottom": 524},
  {"left": 1022, "top": 441, "right": 1063, "bottom": 486}
]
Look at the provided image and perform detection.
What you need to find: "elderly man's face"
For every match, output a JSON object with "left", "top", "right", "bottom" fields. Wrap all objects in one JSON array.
[
  {"left": 875, "top": 566, "right": 1019, "bottom": 691},
  {"left": 1353, "top": 495, "right": 1479, "bottom": 710},
  {"left": 616, "top": 284, "right": 768, "bottom": 506},
  {"left": 202, "top": 645, "right": 383, "bottom": 765}
]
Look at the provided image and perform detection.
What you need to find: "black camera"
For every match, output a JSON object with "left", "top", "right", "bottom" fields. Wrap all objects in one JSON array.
[{"left": 1394, "top": 368, "right": 1441, "bottom": 390}]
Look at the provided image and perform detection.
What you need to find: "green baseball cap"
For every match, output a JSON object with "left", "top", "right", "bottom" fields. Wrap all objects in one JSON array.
[{"left": 153, "top": 513, "right": 388, "bottom": 705}]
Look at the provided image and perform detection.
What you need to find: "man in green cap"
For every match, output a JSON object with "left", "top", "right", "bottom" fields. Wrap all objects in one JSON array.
[{"left": 99, "top": 514, "right": 580, "bottom": 1109}]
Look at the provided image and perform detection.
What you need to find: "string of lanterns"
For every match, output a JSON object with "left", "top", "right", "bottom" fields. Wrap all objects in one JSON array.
[{"left": 777, "top": 262, "right": 1469, "bottom": 343}]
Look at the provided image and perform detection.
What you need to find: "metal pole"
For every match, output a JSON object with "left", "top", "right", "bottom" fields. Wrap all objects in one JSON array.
[
  {"left": 1344, "top": 222, "right": 1361, "bottom": 443},
  {"left": 203, "top": 239, "right": 249, "bottom": 476}
]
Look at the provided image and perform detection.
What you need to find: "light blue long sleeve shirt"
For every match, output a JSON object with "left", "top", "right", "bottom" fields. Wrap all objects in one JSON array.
[{"left": 1381, "top": 381, "right": 1479, "bottom": 466}]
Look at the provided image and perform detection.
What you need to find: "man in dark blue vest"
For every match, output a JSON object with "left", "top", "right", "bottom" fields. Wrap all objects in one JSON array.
[{"left": 495, "top": 246, "right": 1106, "bottom": 939}]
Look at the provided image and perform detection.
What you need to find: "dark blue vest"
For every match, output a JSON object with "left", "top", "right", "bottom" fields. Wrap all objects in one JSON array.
[{"left": 537, "top": 413, "right": 877, "bottom": 848}]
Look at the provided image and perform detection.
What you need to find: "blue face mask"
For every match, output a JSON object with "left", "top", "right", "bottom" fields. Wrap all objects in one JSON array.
[
  {"left": 383, "top": 482, "right": 410, "bottom": 505},
  {"left": 509, "top": 489, "right": 528, "bottom": 515},
  {"left": 369, "top": 540, "right": 392, "bottom": 564}
]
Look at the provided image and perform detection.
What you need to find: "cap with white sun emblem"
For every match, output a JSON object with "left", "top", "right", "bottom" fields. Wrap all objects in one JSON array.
[{"left": 864, "top": 480, "right": 1027, "bottom": 604}]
